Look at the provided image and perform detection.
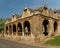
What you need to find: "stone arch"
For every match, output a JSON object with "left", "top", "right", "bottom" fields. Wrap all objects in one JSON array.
[
  {"left": 17, "top": 23, "right": 22, "bottom": 32},
  {"left": 43, "top": 19, "right": 49, "bottom": 36},
  {"left": 23, "top": 21, "right": 31, "bottom": 35},
  {"left": 54, "top": 21, "right": 58, "bottom": 32},
  {"left": 13, "top": 24, "right": 16, "bottom": 32}
]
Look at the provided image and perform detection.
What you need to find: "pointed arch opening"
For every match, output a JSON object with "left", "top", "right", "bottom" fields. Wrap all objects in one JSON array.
[
  {"left": 18, "top": 23, "right": 22, "bottom": 32},
  {"left": 23, "top": 21, "right": 31, "bottom": 36},
  {"left": 43, "top": 19, "right": 49, "bottom": 36},
  {"left": 13, "top": 24, "right": 16, "bottom": 35},
  {"left": 13, "top": 24, "right": 16, "bottom": 32},
  {"left": 17, "top": 23, "right": 22, "bottom": 35}
]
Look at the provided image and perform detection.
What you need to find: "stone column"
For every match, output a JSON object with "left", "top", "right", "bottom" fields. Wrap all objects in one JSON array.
[
  {"left": 16, "top": 23, "right": 18, "bottom": 40},
  {"left": 57, "top": 21, "right": 60, "bottom": 35},
  {"left": 4, "top": 25, "right": 6, "bottom": 37},
  {"left": 33, "top": 15, "right": 43, "bottom": 43},
  {"left": 4, "top": 25, "right": 6, "bottom": 34},
  {"left": 16, "top": 23, "right": 18, "bottom": 36},
  {"left": 8, "top": 25, "right": 10, "bottom": 35},
  {"left": 39, "top": 17, "right": 44, "bottom": 42},
  {"left": 11, "top": 24, "right": 13, "bottom": 36},
  {"left": 22, "top": 24, "right": 24, "bottom": 36},
  {"left": 30, "top": 22, "right": 33, "bottom": 37},
  {"left": 48, "top": 19, "right": 54, "bottom": 37}
]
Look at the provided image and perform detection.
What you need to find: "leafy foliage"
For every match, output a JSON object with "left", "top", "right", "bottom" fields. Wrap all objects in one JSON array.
[{"left": 0, "top": 18, "right": 5, "bottom": 32}]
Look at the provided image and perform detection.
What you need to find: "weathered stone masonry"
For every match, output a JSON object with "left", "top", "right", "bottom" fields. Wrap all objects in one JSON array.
[{"left": 4, "top": 5, "right": 60, "bottom": 43}]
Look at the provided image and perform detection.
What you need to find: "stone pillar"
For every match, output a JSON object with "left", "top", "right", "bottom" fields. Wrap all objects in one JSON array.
[
  {"left": 4, "top": 25, "right": 6, "bottom": 34},
  {"left": 39, "top": 17, "right": 44, "bottom": 42},
  {"left": 8, "top": 25, "right": 10, "bottom": 35},
  {"left": 11, "top": 24, "right": 13, "bottom": 36},
  {"left": 4, "top": 25, "right": 6, "bottom": 37},
  {"left": 48, "top": 19, "right": 54, "bottom": 37},
  {"left": 16, "top": 23, "right": 18, "bottom": 40},
  {"left": 57, "top": 21, "right": 60, "bottom": 35},
  {"left": 22, "top": 24, "right": 24, "bottom": 36},
  {"left": 30, "top": 22, "right": 33, "bottom": 37},
  {"left": 31, "top": 16, "right": 36, "bottom": 43},
  {"left": 16, "top": 23, "right": 18, "bottom": 36},
  {"left": 32, "top": 15, "right": 43, "bottom": 43}
]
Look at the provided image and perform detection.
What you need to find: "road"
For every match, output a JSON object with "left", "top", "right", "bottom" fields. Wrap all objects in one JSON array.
[
  {"left": 0, "top": 38, "right": 59, "bottom": 48},
  {"left": 0, "top": 38, "right": 49, "bottom": 48}
]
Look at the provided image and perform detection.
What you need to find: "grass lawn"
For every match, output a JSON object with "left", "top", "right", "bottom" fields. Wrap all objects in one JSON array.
[{"left": 44, "top": 35, "right": 60, "bottom": 46}]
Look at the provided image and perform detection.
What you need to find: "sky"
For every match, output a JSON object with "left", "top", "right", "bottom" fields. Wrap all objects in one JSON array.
[{"left": 0, "top": 0, "right": 60, "bottom": 18}]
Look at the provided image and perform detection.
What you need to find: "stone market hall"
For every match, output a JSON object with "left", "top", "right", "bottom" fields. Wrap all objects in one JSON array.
[{"left": 4, "top": 5, "right": 60, "bottom": 43}]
